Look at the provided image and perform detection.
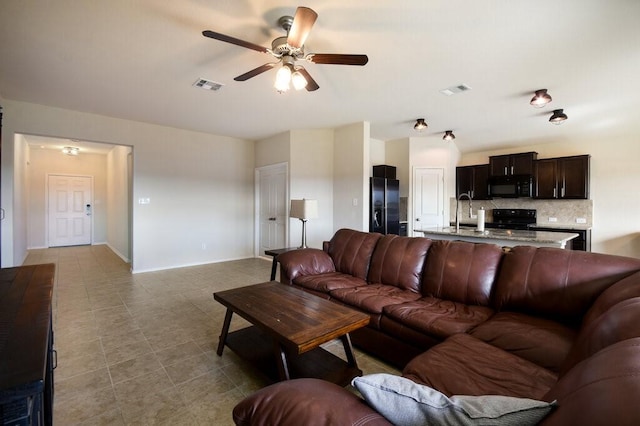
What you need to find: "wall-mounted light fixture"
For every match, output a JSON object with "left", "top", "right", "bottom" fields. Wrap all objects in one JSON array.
[
  {"left": 443, "top": 130, "right": 456, "bottom": 141},
  {"left": 530, "top": 89, "right": 552, "bottom": 108},
  {"left": 549, "top": 109, "right": 568, "bottom": 124},
  {"left": 62, "top": 146, "right": 80, "bottom": 156},
  {"left": 414, "top": 118, "right": 427, "bottom": 131}
]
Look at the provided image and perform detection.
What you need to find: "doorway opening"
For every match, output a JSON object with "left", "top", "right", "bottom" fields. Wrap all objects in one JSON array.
[{"left": 19, "top": 134, "right": 133, "bottom": 265}]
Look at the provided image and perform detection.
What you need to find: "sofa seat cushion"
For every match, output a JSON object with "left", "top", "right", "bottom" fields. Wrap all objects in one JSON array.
[
  {"left": 470, "top": 312, "right": 577, "bottom": 373},
  {"left": 382, "top": 297, "right": 494, "bottom": 340},
  {"left": 330, "top": 284, "right": 421, "bottom": 315},
  {"left": 293, "top": 272, "right": 367, "bottom": 294},
  {"left": 233, "top": 378, "right": 392, "bottom": 426},
  {"left": 403, "top": 333, "right": 557, "bottom": 400}
]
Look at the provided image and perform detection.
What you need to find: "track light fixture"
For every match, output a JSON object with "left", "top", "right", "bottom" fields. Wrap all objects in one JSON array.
[
  {"left": 443, "top": 130, "right": 456, "bottom": 141},
  {"left": 414, "top": 118, "right": 427, "bottom": 131},
  {"left": 549, "top": 109, "right": 568, "bottom": 124},
  {"left": 530, "top": 89, "right": 552, "bottom": 108}
]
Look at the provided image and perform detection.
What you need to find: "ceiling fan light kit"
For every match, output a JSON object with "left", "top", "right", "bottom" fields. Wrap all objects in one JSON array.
[{"left": 202, "top": 6, "right": 368, "bottom": 93}]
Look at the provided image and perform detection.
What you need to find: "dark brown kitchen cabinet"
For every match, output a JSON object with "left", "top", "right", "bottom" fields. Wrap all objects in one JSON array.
[
  {"left": 489, "top": 152, "right": 537, "bottom": 176},
  {"left": 534, "top": 155, "right": 590, "bottom": 199},
  {"left": 456, "top": 164, "right": 489, "bottom": 199}
]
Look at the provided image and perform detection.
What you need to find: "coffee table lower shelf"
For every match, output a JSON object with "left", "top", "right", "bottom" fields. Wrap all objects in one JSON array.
[{"left": 225, "top": 326, "right": 362, "bottom": 387}]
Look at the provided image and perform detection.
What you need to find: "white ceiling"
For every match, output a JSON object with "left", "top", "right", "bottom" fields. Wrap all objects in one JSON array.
[{"left": 1, "top": 0, "right": 639, "bottom": 153}]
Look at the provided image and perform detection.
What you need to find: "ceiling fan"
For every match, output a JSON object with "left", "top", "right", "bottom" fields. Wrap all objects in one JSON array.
[{"left": 202, "top": 6, "right": 368, "bottom": 92}]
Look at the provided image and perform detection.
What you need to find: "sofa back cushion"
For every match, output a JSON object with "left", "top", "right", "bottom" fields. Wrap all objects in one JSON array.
[
  {"left": 367, "top": 235, "right": 432, "bottom": 292},
  {"left": 327, "top": 229, "right": 382, "bottom": 280},
  {"left": 421, "top": 240, "right": 503, "bottom": 305},
  {"left": 542, "top": 338, "right": 640, "bottom": 426},
  {"left": 492, "top": 247, "right": 640, "bottom": 324},
  {"left": 580, "top": 270, "right": 640, "bottom": 326},
  {"left": 559, "top": 297, "right": 640, "bottom": 376}
]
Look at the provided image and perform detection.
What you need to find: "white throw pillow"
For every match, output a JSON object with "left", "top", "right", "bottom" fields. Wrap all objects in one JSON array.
[{"left": 352, "top": 373, "right": 556, "bottom": 426}]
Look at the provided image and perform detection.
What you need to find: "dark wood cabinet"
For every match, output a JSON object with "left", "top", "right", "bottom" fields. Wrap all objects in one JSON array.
[
  {"left": 0, "top": 264, "right": 56, "bottom": 426},
  {"left": 456, "top": 164, "right": 489, "bottom": 199},
  {"left": 534, "top": 155, "right": 590, "bottom": 199},
  {"left": 489, "top": 152, "right": 537, "bottom": 176}
]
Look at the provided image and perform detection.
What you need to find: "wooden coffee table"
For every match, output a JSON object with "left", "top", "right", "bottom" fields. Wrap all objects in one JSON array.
[{"left": 213, "top": 281, "right": 370, "bottom": 386}]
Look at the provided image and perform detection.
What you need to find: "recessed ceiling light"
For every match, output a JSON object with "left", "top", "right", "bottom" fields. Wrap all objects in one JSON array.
[{"left": 193, "top": 78, "right": 224, "bottom": 91}]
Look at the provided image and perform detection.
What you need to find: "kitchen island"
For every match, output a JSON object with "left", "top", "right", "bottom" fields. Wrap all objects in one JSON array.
[{"left": 414, "top": 226, "right": 579, "bottom": 249}]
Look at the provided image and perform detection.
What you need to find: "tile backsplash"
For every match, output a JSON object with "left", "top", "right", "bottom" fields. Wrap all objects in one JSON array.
[{"left": 450, "top": 198, "right": 593, "bottom": 228}]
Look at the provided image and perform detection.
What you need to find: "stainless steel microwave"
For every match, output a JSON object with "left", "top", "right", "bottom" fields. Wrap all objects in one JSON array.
[{"left": 488, "top": 175, "right": 532, "bottom": 198}]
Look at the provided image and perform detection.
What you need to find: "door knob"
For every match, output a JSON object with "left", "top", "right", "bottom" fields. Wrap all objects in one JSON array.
[{"left": 416, "top": 218, "right": 421, "bottom": 221}]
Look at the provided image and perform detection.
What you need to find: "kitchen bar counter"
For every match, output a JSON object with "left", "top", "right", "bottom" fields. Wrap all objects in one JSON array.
[{"left": 415, "top": 227, "right": 579, "bottom": 249}]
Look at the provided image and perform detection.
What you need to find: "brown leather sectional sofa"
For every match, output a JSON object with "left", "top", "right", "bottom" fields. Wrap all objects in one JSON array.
[{"left": 233, "top": 228, "right": 640, "bottom": 425}]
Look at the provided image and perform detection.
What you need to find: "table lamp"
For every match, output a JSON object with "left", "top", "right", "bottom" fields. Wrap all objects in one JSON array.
[{"left": 290, "top": 199, "right": 318, "bottom": 248}]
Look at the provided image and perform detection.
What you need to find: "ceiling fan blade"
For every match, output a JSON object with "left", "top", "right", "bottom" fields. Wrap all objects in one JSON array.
[
  {"left": 234, "top": 63, "right": 276, "bottom": 81},
  {"left": 202, "top": 30, "right": 268, "bottom": 53},
  {"left": 296, "top": 67, "right": 319, "bottom": 91},
  {"left": 307, "top": 54, "right": 369, "bottom": 66},
  {"left": 287, "top": 7, "right": 318, "bottom": 49}
]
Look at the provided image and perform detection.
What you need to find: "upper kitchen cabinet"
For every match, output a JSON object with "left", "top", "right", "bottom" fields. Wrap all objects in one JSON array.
[
  {"left": 534, "top": 155, "right": 590, "bottom": 199},
  {"left": 489, "top": 152, "right": 537, "bottom": 176},
  {"left": 456, "top": 164, "right": 490, "bottom": 199}
]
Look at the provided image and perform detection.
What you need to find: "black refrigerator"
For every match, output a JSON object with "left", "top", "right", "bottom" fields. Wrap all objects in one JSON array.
[{"left": 369, "top": 177, "right": 400, "bottom": 235}]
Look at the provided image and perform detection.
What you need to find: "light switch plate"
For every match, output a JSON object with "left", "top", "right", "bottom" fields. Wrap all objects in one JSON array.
[
  {"left": 576, "top": 218, "right": 587, "bottom": 224},
  {"left": 548, "top": 217, "right": 558, "bottom": 222}
]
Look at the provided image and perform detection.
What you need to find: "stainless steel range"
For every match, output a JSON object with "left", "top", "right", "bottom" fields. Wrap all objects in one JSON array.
[{"left": 487, "top": 209, "right": 537, "bottom": 230}]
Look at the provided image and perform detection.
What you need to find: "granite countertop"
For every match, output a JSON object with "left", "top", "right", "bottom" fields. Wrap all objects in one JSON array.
[{"left": 416, "top": 226, "right": 579, "bottom": 245}]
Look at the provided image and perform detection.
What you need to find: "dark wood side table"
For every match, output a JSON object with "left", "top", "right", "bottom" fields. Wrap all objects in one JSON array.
[
  {"left": 264, "top": 247, "right": 299, "bottom": 280},
  {"left": 0, "top": 264, "right": 56, "bottom": 426}
]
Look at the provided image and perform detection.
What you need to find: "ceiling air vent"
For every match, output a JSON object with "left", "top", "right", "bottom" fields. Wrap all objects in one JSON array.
[
  {"left": 439, "top": 83, "right": 472, "bottom": 96},
  {"left": 193, "top": 78, "right": 224, "bottom": 91}
]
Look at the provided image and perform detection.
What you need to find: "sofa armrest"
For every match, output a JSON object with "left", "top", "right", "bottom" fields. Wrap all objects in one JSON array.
[
  {"left": 277, "top": 249, "right": 336, "bottom": 284},
  {"left": 233, "top": 378, "right": 391, "bottom": 426}
]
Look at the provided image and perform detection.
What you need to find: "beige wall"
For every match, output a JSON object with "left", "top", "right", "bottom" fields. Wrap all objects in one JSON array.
[
  {"left": 107, "top": 145, "right": 132, "bottom": 261},
  {"left": 2, "top": 100, "right": 255, "bottom": 271},
  {"left": 334, "top": 122, "right": 370, "bottom": 232},
  {"left": 290, "top": 129, "right": 334, "bottom": 249}
]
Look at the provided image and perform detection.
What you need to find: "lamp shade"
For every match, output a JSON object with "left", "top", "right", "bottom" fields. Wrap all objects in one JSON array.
[{"left": 290, "top": 199, "right": 318, "bottom": 220}]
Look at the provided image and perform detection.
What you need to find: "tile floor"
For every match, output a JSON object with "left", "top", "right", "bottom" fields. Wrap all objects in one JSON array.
[{"left": 23, "top": 245, "right": 399, "bottom": 425}]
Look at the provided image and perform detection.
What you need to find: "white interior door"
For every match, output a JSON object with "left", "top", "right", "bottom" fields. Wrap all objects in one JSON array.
[
  {"left": 413, "top": 168, "right": 445, "bottom": 233},
  {"left": 48, "top": 175, "right": 93, "bottom": 247},
  {"left": 257, "top": 164, "right": 287, "bottom": 255}
]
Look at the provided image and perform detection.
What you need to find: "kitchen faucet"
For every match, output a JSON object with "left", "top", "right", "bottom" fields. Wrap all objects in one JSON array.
[{"left": 456, "top": 192, "right": 473, "bottom": 232}]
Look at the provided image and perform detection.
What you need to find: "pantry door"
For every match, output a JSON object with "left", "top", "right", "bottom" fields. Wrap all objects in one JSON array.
[
  {"left": 413, "top": 168, "right": 445, "bottom": 233},
  {"left": 48, "top": 175, "right": 93, "bottom": 247}
]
